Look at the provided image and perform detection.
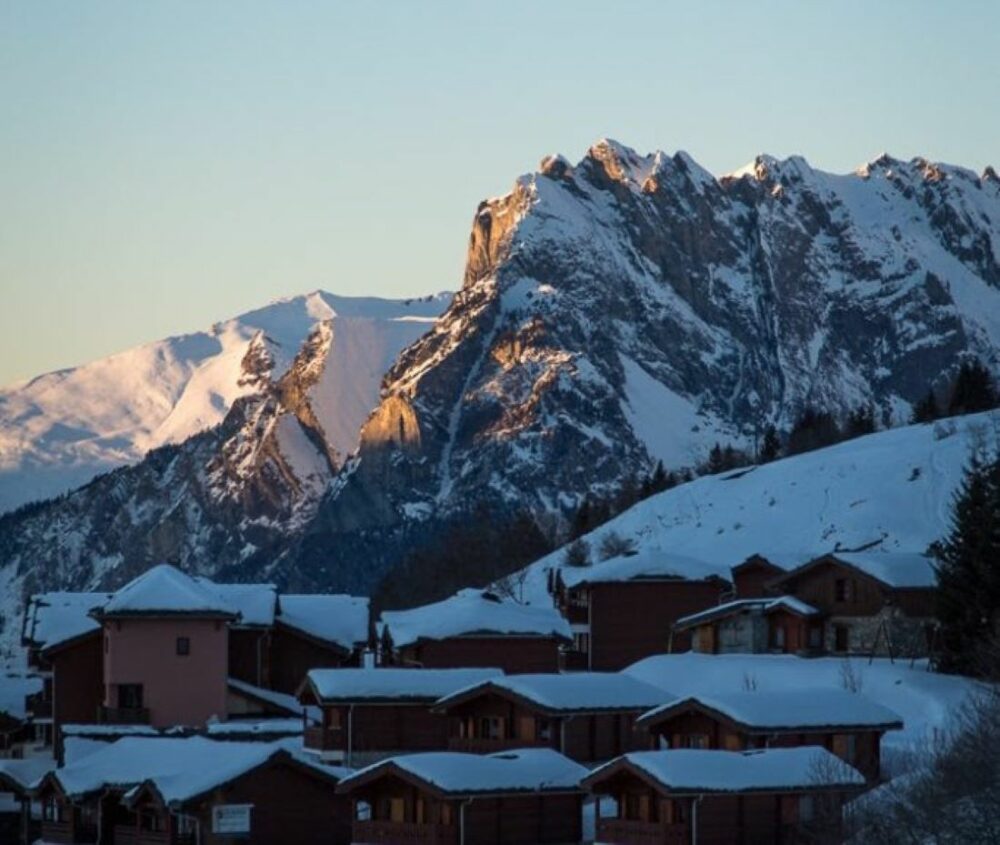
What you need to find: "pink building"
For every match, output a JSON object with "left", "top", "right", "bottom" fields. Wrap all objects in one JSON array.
[{"left": 94, "top": 565, "right": 237, "bottom": 728}]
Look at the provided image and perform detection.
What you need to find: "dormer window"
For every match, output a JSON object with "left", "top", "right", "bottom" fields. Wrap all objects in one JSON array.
[{"left": 176, "top": 636, "right": 191, "bottom": 656}]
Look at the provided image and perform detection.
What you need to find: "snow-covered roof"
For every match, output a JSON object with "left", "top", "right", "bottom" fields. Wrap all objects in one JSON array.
[
  {"left": 197, "top": 579, "right": 277, "bottom": 627},
  {"left": 585, "top": 747, "right": 866, "bottom": 794},
  {"left": 674, "top": 596, "right": 818, "bottom": 630},
  {"left": 338, "top": 748, "right": 587, "bottom": 796},
  {"left": 380, "top": 590, "right": 571, "bottom": 649},
  {"left": 48, "top": 736, "right": 348, "bottom": 804},
  {"left": 636, "top": 689, "right": 903, "bottom": 732},
  {"left": 227, "top": 677, "right": 320, "bottom": 723},
  {"left": 557, "top": 550, "right": 729, "bottom": 589},
  {"left": 277, "top": 594, "right": 369, "bottom": 651},
  {"left": 303, "top": 668, "right": 503, "bottom": 704},
  {"left": 435, "top": 673, "right": 670, "bottom": 714},
  {"left": 206, "top": 718, "right": 303, "bottom": 737},
  {"left": 22, "top": 591, "right": 110, "bottom": 651},
  {"left": 0, "top": 757, "right": 53, "bottom": 792},
  {"left": 829, "top": 552, "right": 938, "bottom": 589},
  {"left": 99, "top": 564, "right": 239, "bottom": 618},
  {"left": 0, "top": 672, "right": 43, "bottom": 721}
]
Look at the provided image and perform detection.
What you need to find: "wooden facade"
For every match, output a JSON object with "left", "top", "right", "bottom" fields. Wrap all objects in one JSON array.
[
  {"left": 43, "top": 632, "right": 104, "bottom": 763},
  {"left": 770, "top": 555, "right": 936, "bottom": 657},
  {"left": 586, "top": 764, "right": 850, "bottom": 845},
  {"left": 394, "top": 635, "right": 562, "bottom": 674},
  {"left": 338, "top": 767, "right": 584, "bottom": 845},
  {"left": 557, "top": 578, "right": 728, "bottom": 671},
  {"left": 638, "top": 700, "right": 894, "bottom": 783},
  {"left": 436, "top": 688, "right": 648, "bottom": 762},
  {"left": 679, "top": 600, "right": 823, "bottom": 657},
  {"left": 732, "top": 555, "right": 788, "bottom": 598},
  {"left": 35, "top": 752, "right": 351, "bottom": 845}
]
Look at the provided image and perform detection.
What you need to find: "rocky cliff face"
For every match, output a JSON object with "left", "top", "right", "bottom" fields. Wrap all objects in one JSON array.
[
  {"left": 292, "top": 141, "right": 1000, "bottom": 590},
  {"left": 2, "top": 141, "right": 1000, "bottom": 609}
]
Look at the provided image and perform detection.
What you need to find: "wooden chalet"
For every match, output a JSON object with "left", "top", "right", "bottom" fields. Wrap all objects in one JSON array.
[
  {"left": 379, "top": 590, "right": 570, "bottom": 674},
  {"left": 432, "top": 672, "right": 667, "bottom": 762},
  {"left": 584, "top": 747, "right": 865, "bottom": 844},
  {"left": 635, "top": 689, "right": 903, "bottom": 783},
  {"left": 336, "top": 748, "right": 587, "bottom": 845},
  {"left": 33, "top": 735, "right": 352, "bottom": 845},
  {"left": 731, "top": 554, "right": 796, "bottom": 598},
  {"left": 550, "top": 551, "right": 729, "bottom": 671},
  {"left": 297, "top": 667, "right": 502, "bottom": 766},
  {"left": 673, "top": 596, "right": 822, "bottom": 656},
  {"left": 767, "top": 552, "right": 937, "bottom": 656},
  {"left": 0, "top": 758, "right": 50, "bottom": 845}
]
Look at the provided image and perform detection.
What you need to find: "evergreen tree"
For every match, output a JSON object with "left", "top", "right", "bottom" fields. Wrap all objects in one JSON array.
[
  {"left": 948, "top": 358, "right": 999, "bottom": 417},
  {"left": 786, "top": 407, "right": 842, "bottom": 455},
  {"left": 912, "top": 389, "right": 941, "bottom": 424},
  {"left": 707, "top": 443, "right": 725, "bottom": 474},
  {"left": 933, "top": 449, "right": 1000, "bottom": 675},
  {"left": 759, "top": 424, "right": 781, "bottom": 463},
  {"left": 846, "top": 404, "right": 877, "bottom": 439}
]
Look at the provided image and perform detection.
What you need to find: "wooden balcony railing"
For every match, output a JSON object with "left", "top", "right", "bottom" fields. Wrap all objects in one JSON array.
[
  {"left": 99, "top": 705, "right": 150, "bottom": 725},
  {"left": 597, "top": 818, "right": 689, "bottom": 845},
  {"left": 448, "top": 736, "right": 541, "bottom": 753},
  {"left": 353, "top": 820, "right": 458, "bottom": 844}
]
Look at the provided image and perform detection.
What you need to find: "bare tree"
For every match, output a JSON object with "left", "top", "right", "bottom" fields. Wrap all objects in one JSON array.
[
  {"left": 493, "top": 567, "right": 529, "bottom": 603},
  {"left": 598, "top": 531, "right": 637, "bottom": 561},
  {"left": 839, "top": 659, "right": 864, "bottom": 693},
  {"left": 563, "top": 538, "right": 592, "bottom": 568}
]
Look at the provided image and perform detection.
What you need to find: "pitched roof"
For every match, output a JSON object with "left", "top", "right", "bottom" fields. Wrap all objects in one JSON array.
[
  {"left": 0, "top": 672, "right": 43, "bottom": 721},
  {"left": 0, "top": 757, "right": 53, "bottom": 794},
  {"left": 673, "top": 596, "right": 819, "bottom": 630},
  {"left": 337, "top": 748, "right": 587, "bottom": 797},
  {"left": 636, "top": 689, "right": 904, "bottom": 732},
  {"left": 771, "top": 551, "right": 938, "bottom": 590},
  {"left": 197, "top": 580, "right": 277, "bottom": 627},
  {"left": 22, "top": 591, "right": 110, "bottom": 652},
  {"left": 435, "top": 672, "right": 670, "bottom": 715},
  {"left": 585, "top": 747, "right": 866, "bottom": 794},
  {"left": 379, "top": 590, "right": 570, "bottom": 649},
  {"left": 98, "top": 564, "right": 239, "bottom": 618},
  {"left": 46, "top": 736, "right": 347, "bottom": 804},
  {"left": 302, "top": 668, "right": 503, "bottom": 704},
  {"left": 278, "top": 594, "right": 369, "bottom": 651},
  {"left": 557, "top": 550, "right": 729, "bottom": 589},
  {"left": 227, "top": 677, "right": 320, "bottom": 723}
]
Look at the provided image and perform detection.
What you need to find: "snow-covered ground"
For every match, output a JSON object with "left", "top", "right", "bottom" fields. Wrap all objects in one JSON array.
[
  {"left": 513, "top": 411, "right": 999, "bottom": 606},
  {"left": 624, "top": 653, "right": 982, "bottom": 774},
  {"left": 0, "top": 290, "right": 450, "bottom": 512}
]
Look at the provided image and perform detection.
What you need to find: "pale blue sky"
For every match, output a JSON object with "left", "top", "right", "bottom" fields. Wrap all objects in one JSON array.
[{"left": 1, "top": 1, "right": 997, "bottom": 385}]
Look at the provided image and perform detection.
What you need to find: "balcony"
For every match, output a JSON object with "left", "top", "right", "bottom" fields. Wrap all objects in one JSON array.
[
  {"left": 597, "top": 818, "right": 689, "bottom": 845},
  {"left": 304, "top": 725, "right": 345, "bottom": 752},
  {"left": 448, "top": 736, "right": 541, "bottom": 754},
  {"left": 26, "top": 691, "right": 52, "bottom": 719},
  {"left": 353, "top": 820, "right": 458, "bottom": 844},
  {"left": 99, "top": 705, "right": 150, "bottom": 725}
]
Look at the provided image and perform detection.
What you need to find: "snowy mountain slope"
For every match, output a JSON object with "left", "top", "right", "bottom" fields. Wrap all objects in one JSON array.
[
  {"left": 291, "top": 142, "right": 1000, "bottom": 589},
  {"left": 510, "top": 410, "right": 999, "bottom": 606},
  {"left": 0, "top": 291, "right": 447, "bottom": 512}
]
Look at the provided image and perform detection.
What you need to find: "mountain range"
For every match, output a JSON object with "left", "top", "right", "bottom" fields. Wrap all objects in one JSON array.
[{"left": 1, "top": 140, "right": 998, "bottom": 635}]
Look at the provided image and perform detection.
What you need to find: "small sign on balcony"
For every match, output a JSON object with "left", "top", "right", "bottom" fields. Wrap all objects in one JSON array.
[{"left": 212, "top": 803, "right": 253, "bottom": 833}]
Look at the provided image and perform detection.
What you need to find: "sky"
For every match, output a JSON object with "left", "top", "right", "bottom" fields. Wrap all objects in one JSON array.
[{"left": 1, "top": 1, "right": 998, "bottom": 386}]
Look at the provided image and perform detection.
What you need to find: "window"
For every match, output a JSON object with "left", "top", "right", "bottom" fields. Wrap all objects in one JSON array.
[
  {"left": 834, "top": 625, "right": 850, "bottom": 653},
  {"left": 43, "top": 797, "right": 64, "bottom": 823},
  {"left": 440, "top": 803, "right": 453, "bottom": 826},
  {"left": 117, "top": 684, "right": 143, "bottom": 709},
  {"left": 834, "top": 578, "right": 848, "bottom": 602},
  {"left": 389, "top": 798, "right": 406, "bottom": 823},
  {"left": 800, "top": 795, "right": 816, "bottom": 823},
  {"left": 684, "top": 734, "right": 709, "bottom": 749},
  {"left": 480, "top": 716, "right": 504, "bottom": 740},
  {"left": 772, "top": 625, "right": 786, "bottom": 650},
  {"left": 573, "top": 632, "right": 590, "bottom": 654},
  {"left": 538, "top": 719, "right": 552, "bottom": 741},
  {"left": 176, "top": 636, "right": 190, "bottom": 656},
  {"left": 808, "top": 626, "right": 822, "bottom": 649},
  {"left": 141, "top": 810, "right": 165, "bottom": 832}
]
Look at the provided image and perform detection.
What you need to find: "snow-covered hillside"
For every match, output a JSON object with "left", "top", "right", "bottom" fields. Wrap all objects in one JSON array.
[
  {"left": 0, "top": 291, "right": 449, "bottom": 512},
  {"left": 514, "top": 411, "right": 999, "bottom": 605}
]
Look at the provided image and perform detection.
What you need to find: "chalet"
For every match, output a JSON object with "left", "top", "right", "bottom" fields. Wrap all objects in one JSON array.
[
  {"left": 298, "top": 667, "right": 502, "bottom": 765},
  {"left": 767, "top": 552, "right": 938, "bottom": 656},
  {"left": 21, "top": 591, "right": 110, "bottom": 753},
  {"left": 583, "top": 747, "right": 866, "bottom": 844},
  {"left": 21, "top": 566, "right": 371, "bottom": 757},
  {"left": 432, "top": 672, "right": 668, "bottom": 762},
  {"left": 336, "top": 748, "right": 587, "bottom": 845},
  {"left": 92, "top": 564, "right": 239, "bottom": 729},
  {"left": 635, "top": 689, "right": 903, "bottom": 783},
  {"left": 379, "top": 590, "right": 570, "bottom": 673},
  {"left": 673, "top": 596, "right": 822, "bottom": 655},
  {"left": 0, "top": 672, "right": 44, "bottom": 759},
  {"left": 0, "top": 757, "right": 51, "bottom": 845},
  {"left": 550, "top": 551, "right": 730, "bottom": 670},
  {"left": 33, "top": 735, "right": 352, "bottom": 845}
]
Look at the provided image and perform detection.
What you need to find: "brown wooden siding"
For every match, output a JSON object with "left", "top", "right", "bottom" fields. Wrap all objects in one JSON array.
[
  {"left": 588, "top": 580, "right": 726, "bottom": 671},
  {"left": 268, "top": 625, "right": 353, "bottom": 694},
  {"left": 398, "top": 636, "right": 560, "bottom": 673},
  {"left": 51, "top": 633, "right": 104, "bottom": 761}
]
